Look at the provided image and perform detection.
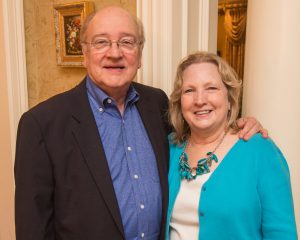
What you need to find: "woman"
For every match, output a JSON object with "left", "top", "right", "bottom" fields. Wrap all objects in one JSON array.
[{"left": 166, "top": 52, "right": 297, "bottom": 239}]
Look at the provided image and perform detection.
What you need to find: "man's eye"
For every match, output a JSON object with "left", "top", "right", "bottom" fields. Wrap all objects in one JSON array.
[
  {"left": 96, "top": 40, "right": 108, "bottom": 44},
  {"left": 120, "top": 39, "right": 135, "bottom": 47},
  {"left": 93, "top": 39, "right": 109, "bottom": 46}
]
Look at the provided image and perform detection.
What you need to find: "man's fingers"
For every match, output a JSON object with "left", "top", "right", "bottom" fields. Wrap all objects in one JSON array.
[
  {"left": 237, "top": 117, "right": 247, "bottom": 127},
  {"left": 238, "top": 119, "right": 259, "bottom": 141},
  {"left": 259, "top": 128, "right": 269, "bottom": 138}
]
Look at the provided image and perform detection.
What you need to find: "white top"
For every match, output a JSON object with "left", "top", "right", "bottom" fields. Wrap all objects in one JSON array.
[{"left": 169, "top": 173, "right": 211, "bottom": 240}]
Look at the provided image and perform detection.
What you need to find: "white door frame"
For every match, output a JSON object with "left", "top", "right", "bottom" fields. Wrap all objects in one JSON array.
[
  {"left": 2, "top": 0, "right": 28, "bottom": 160},
  {"left": 136, "top": 0, "right": 218, "bottom": 95}
]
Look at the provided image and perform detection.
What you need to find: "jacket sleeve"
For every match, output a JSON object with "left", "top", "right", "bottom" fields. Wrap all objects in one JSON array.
[
  {"left": 257, "top": 139, "right": 297, "bottom": 239},
  {"left": 15, "top": 112, "right": 55, "bottom": 240}
]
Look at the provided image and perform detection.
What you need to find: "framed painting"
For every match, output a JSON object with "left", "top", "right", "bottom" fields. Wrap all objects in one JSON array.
[{"left": 54, "top": 1, "right": 94, "bottom": 67}]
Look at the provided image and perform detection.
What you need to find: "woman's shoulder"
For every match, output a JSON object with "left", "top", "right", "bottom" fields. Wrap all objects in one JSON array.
[
  {"left": 239, "top": 133, "right": 288, "bottom": 169},
  {"left": 168, "top": 133, "right": 185, "bottom": 150},
  {"left": 241, "top": 133, "right": 278, "bottom": 151},
  {"left": 168, "top": 133, "right": 186, "bottom": 163}
]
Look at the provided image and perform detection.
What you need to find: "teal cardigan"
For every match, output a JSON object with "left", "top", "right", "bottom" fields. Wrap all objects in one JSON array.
[{"left": 166, "top": 134, "right": 297, "bottom": 240}]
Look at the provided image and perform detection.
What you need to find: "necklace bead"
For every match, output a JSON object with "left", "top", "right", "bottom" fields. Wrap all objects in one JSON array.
[{"left": 179, "top": 131, "right": 228, "bottom": 181}]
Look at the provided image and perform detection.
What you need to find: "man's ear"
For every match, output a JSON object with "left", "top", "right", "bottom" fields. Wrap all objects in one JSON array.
[
  {"left": 83, "top": 57, "right": 87, "bottom": 68},
  {"left": 82, "top": 45, "right": 88, "bottom": 67},
  {"left": 138, "top": 53, "right": 142, "bottom": 69}
]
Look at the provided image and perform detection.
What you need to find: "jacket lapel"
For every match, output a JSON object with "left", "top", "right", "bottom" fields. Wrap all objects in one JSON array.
[{"left": 69, "top": 80, "right": 125, "bottom": 237}]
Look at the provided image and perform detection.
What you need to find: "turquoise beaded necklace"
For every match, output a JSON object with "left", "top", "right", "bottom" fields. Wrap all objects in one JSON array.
[{"left": 179, "top": 131, "right": 228, "bottom": 181}]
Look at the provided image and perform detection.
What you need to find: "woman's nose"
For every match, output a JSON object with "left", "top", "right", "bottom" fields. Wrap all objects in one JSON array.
[{"left": 194, "top": 91, "right": 206, "bottom": 105}]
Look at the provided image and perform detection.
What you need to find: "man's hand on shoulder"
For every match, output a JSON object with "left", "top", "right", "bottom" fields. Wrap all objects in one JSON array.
[{"left": 237, "top": 117, "right": 268, "bottom": 141}]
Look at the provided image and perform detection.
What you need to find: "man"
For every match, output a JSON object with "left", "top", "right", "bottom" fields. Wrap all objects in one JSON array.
[{"left": 15, "top": 6, "right": 265, "bottom": 240}]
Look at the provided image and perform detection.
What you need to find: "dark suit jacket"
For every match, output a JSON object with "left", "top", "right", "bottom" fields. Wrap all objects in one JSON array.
[{"left": 15, "top": 79, "right": 170, "bottom": 240}]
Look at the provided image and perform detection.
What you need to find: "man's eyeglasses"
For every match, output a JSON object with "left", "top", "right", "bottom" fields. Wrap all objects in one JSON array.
[{"left": 82, "top": 37, "right": 141, "bottom": 53}]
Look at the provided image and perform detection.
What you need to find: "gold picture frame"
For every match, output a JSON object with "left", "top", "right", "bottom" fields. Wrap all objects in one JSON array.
[{"left": 54, "top": 1, "right": 94, "bottom": 67}]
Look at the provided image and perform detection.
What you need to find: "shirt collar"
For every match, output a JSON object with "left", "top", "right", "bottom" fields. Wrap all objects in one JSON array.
[{"left": 86, "top": 75, "right": 140, "bottom": 109}]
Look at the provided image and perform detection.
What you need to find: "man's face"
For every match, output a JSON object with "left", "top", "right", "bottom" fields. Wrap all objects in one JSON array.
[{"left": 82, "top": 8, "right": 142, "bottom": 96}]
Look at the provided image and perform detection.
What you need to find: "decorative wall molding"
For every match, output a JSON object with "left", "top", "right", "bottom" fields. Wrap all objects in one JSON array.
[
  {"left": 136, "top": 0, "right": 173, "bottom": 94},
  {"left": 180, "top": 0, "right": 188, "bottom": 58},
  {"left": 198, "top": 0, "right": 210, "bottom": 50},
  {"left": 2, "top": 0, "right": 28, "bottom": 160}
]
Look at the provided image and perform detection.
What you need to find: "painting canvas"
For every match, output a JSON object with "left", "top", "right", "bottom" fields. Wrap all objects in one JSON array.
[{"left": 54, "top": 2, "right": 94, "bottom": 67}]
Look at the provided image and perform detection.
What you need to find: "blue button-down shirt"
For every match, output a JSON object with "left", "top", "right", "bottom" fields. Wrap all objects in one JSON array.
[{"left": 86, "top": 76, "right": 162, "bottom": 240}]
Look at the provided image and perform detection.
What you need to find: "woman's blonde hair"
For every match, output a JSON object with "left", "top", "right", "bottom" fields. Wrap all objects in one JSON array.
[{"left": 169, "top": 51, "right": 242, "bottom": 144}]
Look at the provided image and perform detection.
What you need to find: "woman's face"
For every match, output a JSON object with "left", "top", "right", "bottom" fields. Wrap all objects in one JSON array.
[{"left": 180, "top": 62, "right": 230, "bottom": 135}]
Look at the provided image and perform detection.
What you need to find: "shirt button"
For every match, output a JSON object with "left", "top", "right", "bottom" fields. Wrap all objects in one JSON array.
[
  {"left": 99, "top": 107, "right": 103, "bottom": 112},
  {"left": 107, "top": 99, "right": 112, "bottom": 104},
  {"left": 134, "top": 174, "right": 139, "bottom": 179},
  {"left": 140, "top": 204, "right": 145, "bottom": 209},
  {"left": 127, "top": 146, "right": 132, "bottom": 151},
  {"left": 141, "top": 232, "right": 145, "bottom": 238},
  {"left": 202, "top": 186, "right": 206, "bottom": 191},
  {"left": 200, "top": 211, "right": 204, "bottom": 217}
]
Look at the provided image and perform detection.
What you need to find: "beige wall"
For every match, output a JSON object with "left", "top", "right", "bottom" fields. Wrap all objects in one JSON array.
[
  {"left": 0, "top": 0, "right": 16, "bottom": 238},
  {"left": 24, "top": 0, "right": 136, "bottom": 107},
  {"left": 243, "top": 0, "right": 300, "bottom": 235}
]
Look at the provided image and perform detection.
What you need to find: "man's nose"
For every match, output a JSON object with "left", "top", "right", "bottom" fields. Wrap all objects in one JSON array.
[{"left": 106, "top": 42, "right": 123, "bottom": 58}]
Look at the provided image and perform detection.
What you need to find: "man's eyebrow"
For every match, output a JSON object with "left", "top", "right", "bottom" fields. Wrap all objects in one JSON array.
[
  {"left": 90, "top": 34, "right": 108, "bottom": 40},
  {"left": 90, "top": 33, "right": 137, "bottom": 40}
]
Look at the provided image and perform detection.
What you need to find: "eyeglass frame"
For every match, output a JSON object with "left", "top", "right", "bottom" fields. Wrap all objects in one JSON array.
[{"left": 81, "top": 37, "right": 142, "bottom": 53}]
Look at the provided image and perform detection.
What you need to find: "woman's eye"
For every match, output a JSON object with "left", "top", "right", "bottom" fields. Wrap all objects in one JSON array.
[
  {"left": 207, "top": 86, "right": 218, "bottom": 90},
  {"left": 183, "top": 88, "right": 193, "bottom": 93}
]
